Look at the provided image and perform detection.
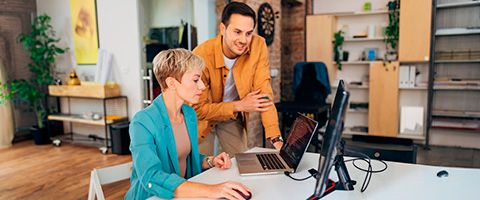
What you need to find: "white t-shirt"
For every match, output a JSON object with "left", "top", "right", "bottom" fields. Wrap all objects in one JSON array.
[{"left": 223, "top": 55, "right": 240, "bottom": 102}]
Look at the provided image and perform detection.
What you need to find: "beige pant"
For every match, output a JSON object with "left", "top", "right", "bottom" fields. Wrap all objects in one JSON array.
[{"left": 199, "top": 117, "right": 248, "bottom": 156}]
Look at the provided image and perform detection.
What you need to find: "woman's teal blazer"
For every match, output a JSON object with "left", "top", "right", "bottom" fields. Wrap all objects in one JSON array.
[{"left": 125, "top": 95, "right": 205, "bottom": 200}]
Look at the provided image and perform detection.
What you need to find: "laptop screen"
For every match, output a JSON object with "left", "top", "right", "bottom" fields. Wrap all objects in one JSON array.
[{"left": 279, "top": 115, "right": 318, "bottom": 169}]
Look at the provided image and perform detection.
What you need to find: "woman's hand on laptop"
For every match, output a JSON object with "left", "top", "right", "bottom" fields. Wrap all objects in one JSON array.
[{"left": 213, "top": 152, "right": 232, "bottom": 169}]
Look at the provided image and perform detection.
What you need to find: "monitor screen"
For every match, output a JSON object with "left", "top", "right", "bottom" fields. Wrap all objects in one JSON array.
[
  {"left": 313, "top": 80, "right": 350, "bottom": 197},
  {"left": 280, "top": 114, "right": 318, "bottom": 169}
]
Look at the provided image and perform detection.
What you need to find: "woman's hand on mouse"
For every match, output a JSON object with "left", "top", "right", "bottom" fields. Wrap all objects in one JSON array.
[
  {"left": 207, "top": 181, "right": 251, "bottom": 200},
  {"left": 213, "top": 152, "right": 232, "bottom": 169}
]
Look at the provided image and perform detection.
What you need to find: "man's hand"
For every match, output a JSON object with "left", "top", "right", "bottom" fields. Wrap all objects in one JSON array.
[
  {"left": 273, "top": 141, "right": 283, "bottom": 150},
  {"left": 233, "top": 90, "right": 273, "bottom": 112}
]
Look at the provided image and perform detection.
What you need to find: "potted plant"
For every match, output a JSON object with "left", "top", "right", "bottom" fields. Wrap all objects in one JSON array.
[
  {"left": 384, "top": 0, "right": 400, "bottom": 61},
  {"left": 0, "top": 14, "right": 67, "bottom": 144},
  {"left": 333, "top": 30, "right": 345, "bottom": 70}
]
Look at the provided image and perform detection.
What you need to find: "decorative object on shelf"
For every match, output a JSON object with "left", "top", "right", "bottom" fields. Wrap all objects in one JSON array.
[
  {"left": 363, "top": 2, "right": 372, "bottom": 12},
  {"left": 368, "top": 24, "right": 376, "bottom": 38},
  {"left": 82, "top": 112, "right": 102, "bottom": 120},
  {"left": 70, "top": 0, "right": 99, "bottom": 64},
  {"left": 384, "top": 0, "right": 400, "bottom": 61},
  {"left": 257, "top": 3, "right": 279, "bottom": 46},
  {"left": 0, "top": 15, "right": 68, "bottom": 144},
  {"left": 67, "top": 70, "right": 81, "bottom": 85},
  {"left": 343, "top": 51, "right": 350, "bottom": 62},
  {"left": 366, "top": 48, "right": 378, "bottom": 61},
  {"left": 333, "top": 30, "right": 345, "bottom": 70}
]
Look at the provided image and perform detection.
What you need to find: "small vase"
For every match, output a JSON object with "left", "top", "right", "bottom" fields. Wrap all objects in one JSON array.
[{"left": 386, "top": 51, "right": 398, "bottom": 61}]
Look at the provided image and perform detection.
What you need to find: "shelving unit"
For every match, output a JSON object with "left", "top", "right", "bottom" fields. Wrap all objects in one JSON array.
[
  {"left": 426, "top": 0, "right": 480, "bottom": 148},
  {"left": 48, "top": 86, "right": 128, "bottom": 154},
  {"left": 310, "top": 0, "right": 432, "bottom": 144}
]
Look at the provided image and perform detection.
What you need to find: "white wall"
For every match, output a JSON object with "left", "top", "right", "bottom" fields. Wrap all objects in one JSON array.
[
  {"left": 141, "top": 0, "right": 216, "bottom": 44},
  {"left": 313, "top": 0, "right": 390, "bottom": 14},
  {"left": 37, "top": 0, "right": 143, "bottom": 136},
  {"left": 149, "top": 0, "right": 193, "bottom": 28},
  {"left": 193, "top": 0, "right": 217, "bottom": 44}
]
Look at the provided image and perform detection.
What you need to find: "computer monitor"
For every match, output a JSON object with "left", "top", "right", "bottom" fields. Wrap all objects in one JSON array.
[{"left": 312, "top": 80, "right": 350, "bottom": 198}]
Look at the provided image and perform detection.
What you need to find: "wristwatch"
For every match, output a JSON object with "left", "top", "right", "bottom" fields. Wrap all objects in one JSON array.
[
  {"left": 268, "top": 135, "right": 283, "bottom": 145},
  {"left": 206, "top": 156, "right": 214, "bottom": 168}
]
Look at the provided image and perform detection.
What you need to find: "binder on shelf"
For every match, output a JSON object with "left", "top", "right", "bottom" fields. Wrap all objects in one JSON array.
[
  {"left": 408, "top": 66, "right": 416, "bottom": 88},
  {"left": 400, "top": 106, "right": 424, "bottom": 136},
  {"left": 399, "top": 65, "right": 410, "bottom": 88}
]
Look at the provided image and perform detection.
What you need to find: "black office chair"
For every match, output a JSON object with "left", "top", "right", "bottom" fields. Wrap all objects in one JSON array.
[
  {"left": 344, "top": 135, "right": 418, "bottom": 164},
  {"left": 276, "top": 62, "right": 331, "bottom": 152}
]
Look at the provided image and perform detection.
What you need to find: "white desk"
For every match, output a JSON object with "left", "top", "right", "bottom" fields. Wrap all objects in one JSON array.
[{"left": 155, "top": 147, "right": 480, "bottom": 200}]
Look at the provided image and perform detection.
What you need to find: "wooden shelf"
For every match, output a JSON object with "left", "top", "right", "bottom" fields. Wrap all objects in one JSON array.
[
  {"left": 433, "top": 85, "right": 480, "bottom": 91},
  {"left": 434, "top": 60, "right": 480, "bottom": 64},
  {"left": 399, "top": 86, "right": 428, "bottom": 90},
  {"left": 48, "top": 84, "right": 121, "bottom": 99},
  {"left": 436, "top": 28, "right": 480, "bottom": 36},
  {"left": 48, "top": 114, "right": 127, "bottom": 126},
  {"left": 437, "top": 1, "right": 480, "bottom": 9},
  {"left": 432, "top": 110, "right": 480, "bottom": 119},
  {"left": 343, "top": 130, "right": 368, "bottom": 136},
  {"left": 431, "top": 118, "right": 480, "bottom": 131},
  {"left": 319, "top": 10, "right": 388, "bottom": 17},
  {"left": 396, "top": 134, "right": 426, "bottom": 140},
  {"left": 334, "top": 61, "right": 372, "bottom": 65},
  {"left": 343, "top": 37, "right": 385, "bottom": 42},
  {"left": 343, "top": 129, "right": 426, "bottom": 140},
  {"left": 347, "top": 109, "right": 368, "bottom": 114},
  {"left": 332, "top": 84, "right": 369, "bottom": 89}
]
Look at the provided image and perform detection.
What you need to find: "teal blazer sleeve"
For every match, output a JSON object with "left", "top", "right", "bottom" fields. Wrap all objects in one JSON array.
[{"left": 125, "top": 95, "right": 205, "bottom": 200}]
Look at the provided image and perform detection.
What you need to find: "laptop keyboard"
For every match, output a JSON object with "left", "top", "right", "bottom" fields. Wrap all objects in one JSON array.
[{"left": 256, "top": 153, "right": 287, "bottom": 170}]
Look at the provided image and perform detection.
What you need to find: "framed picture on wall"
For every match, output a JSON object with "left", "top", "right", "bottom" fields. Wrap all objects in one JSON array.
[{"left": 70, "top": 0, "right": 99, "bottom": 65}]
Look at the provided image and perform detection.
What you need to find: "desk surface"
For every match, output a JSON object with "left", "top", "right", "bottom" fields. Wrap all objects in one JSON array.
[{"left": 157, "top": 148, "right": 480, "bottom": 200}]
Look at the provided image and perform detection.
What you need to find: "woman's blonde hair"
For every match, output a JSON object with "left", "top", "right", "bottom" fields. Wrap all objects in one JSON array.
[{"left": 152, "top": 48, "right": 205, "bottom": 91}]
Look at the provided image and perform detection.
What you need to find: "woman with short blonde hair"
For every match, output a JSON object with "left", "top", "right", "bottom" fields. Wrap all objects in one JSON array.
[{"left": 126, "top": 48, "right": 251, "bottom": 200}]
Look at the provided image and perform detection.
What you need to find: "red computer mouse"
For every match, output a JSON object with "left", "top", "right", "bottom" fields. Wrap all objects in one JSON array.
[{"left": 233, "top": 188, "right": 252, "bottom": 200}]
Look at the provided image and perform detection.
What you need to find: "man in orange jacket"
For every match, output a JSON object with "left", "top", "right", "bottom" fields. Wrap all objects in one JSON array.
[{"left": 193, "top": 2, "right": 283, "bottom": 156}]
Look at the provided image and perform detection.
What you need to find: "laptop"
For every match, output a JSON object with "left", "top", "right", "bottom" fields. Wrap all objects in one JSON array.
[{"left": 236, "top": 114, "right": 319, "bottom": 176}]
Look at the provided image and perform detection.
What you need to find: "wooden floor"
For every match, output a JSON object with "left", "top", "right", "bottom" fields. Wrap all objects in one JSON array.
[{"left": 0, "top": 140, "right": 131, "bottom": 200}]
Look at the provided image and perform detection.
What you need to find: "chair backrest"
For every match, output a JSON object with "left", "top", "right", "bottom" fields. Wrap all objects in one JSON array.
[
  {"left": 88, "top": 162, "right": 132, "bottom": 200},
  {"left": 293, "top": 62, "right": 330, "bottom": 105}
]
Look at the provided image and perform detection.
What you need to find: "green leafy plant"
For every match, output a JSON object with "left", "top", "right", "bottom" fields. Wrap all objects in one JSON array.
[
  {"left": 333, "top": 30, "right": 345, "bottom": 70},
  {"left": 0, "top": 14, "right": 67, "bottom": 129},
  {"left": 384, "top": 0, "right": 400, "bottom": 61}
]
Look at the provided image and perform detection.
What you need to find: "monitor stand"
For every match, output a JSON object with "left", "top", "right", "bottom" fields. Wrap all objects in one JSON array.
[{"left": 307, "top": 140, "right": 356, "bottom": 200}]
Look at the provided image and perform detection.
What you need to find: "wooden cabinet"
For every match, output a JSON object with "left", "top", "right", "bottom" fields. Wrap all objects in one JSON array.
[
  {"left": 398, "top": 0, "right": 432, "bottom": 62},
  {"left": 369, "top": 61, "right": 399, "bottom": 137},
  {"left": 306, "top": 15, "right": 336, "bottom": 85}
]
